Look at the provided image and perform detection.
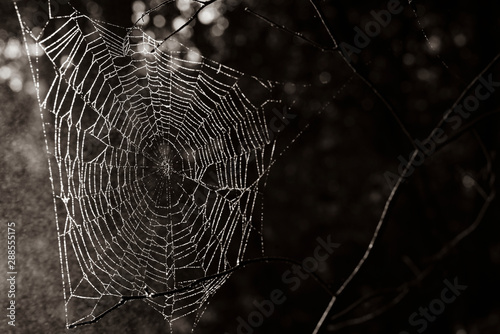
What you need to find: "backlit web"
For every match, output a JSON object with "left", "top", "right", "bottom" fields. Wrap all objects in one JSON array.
[
  {"left": 16, "top": 1, "right": 285, "bottom": 329},
  {"left": 13, "top": 0, "right": 500, "bottom": 332}
]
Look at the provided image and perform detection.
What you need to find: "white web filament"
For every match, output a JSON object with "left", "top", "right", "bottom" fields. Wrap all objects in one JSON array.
[{"left": 17, "top": 3, "right": 283, "bottom": 330}]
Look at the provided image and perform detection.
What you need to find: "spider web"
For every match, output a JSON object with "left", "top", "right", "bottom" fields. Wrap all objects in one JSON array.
[
  {"left": 11, "top": 0, "right": 500, "bottom": 332},
  {"left": 15, "top": 1, "right": 288, "bottom": 330}
]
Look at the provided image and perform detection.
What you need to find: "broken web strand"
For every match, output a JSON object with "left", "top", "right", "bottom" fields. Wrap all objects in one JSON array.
[
  {"left": 13, "top": 0, "right": 305, "bottom": 329},
  {"left": 406, "top": 0, "right": 457, "bottom": 78}
]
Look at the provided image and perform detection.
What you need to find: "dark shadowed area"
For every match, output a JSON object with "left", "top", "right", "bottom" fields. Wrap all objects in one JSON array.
[{"left": 1, "top": 1, "right": 499, "bottom": 334}]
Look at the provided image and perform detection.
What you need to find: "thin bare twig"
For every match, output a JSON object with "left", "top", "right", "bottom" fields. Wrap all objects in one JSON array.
[
  {"left": 313, "top": 48, "right": 500, "bottom": 334},
  {"left": 328, "top": 180, "right": 495, "bottom": 331},
  {"left": 324, "top": 130, "right": 496, "bottom": 332},
  {"left": 133, "top": 0, "right": 176, "bottom": 27},
  {"left": 68, "top": 256, "right": 334, "bottom": 328},
  {"left": 245, "top": 3, "right": 416, "bottom": 149},
  {"left": 130, "top": 0, "right": 218, "bottom": 52},
  {"left": 312, "top": 149, "right": 417, "bottom": 334}
]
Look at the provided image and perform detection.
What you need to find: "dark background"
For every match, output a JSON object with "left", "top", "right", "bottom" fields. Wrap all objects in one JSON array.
[{"left": 1, "top": 0, "right": 499, "bottom": 333}]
